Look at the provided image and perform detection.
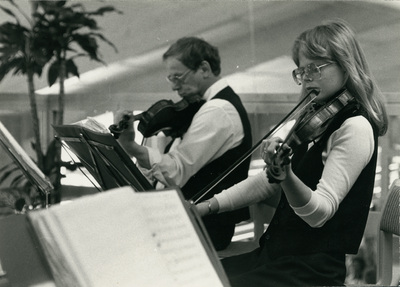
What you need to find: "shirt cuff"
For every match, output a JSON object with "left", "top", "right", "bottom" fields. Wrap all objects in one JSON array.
[
  {"left": 291, "top": 193, "right": 319, "bottom": 217},
  {"left": 146, "top": 146, "right": 162, "bottom": 167},
  {"left": 215, "top": 172, "right": 272, "bottom": 213}
]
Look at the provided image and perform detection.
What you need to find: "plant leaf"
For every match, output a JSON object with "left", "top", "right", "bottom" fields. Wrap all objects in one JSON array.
[
  {"left": 47, "top": 61, "right": 60, "bottom": 87},
  {"left": 0, "top": 166, "right": 20, "bottom": 183},
  {"left": 10, "top": 173, "right": 25, "bottom": 187},
  {"left": 0, "top": 5, "right": 19, "bottom": 22},
  {"left": 71, "top": 33, "right": 100, "bottom": 61},
  {"left": 66, "top": 59, "right": 79, "bottom": 78}
]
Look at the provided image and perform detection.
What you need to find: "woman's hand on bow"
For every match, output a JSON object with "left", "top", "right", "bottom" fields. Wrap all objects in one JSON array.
[
  {"left": 261, "top": 137, "right": 291, "bottom": 165},
  {"left": 261, "top": 137, "right": 292, "bottom": 183}
]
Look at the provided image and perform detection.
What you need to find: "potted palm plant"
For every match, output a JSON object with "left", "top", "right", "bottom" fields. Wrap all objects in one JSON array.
[{"left": 0, "top": 0, "right": 121, "bottom": 209}]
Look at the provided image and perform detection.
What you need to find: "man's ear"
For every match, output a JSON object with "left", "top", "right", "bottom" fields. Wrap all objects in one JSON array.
[{"left": 199, "top": 61, "right": 212, "bottom": 77}]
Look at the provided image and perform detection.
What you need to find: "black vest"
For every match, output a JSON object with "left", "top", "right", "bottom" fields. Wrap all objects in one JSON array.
[
  {"left": 182, "top": 86, "right": 253, "bottom": 223},
  {"left": 261, "top": 103, "right": 378, "bottom": 259}
]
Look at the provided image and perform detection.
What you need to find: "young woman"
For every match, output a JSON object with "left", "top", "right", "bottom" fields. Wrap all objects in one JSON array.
[{"left": 196, "top": 19, "right": 388, "bottom": 286}]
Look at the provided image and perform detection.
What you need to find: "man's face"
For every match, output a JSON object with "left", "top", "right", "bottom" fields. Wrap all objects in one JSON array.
[{"left": 164, "top": 57, "right": 203, "bottom": 101}]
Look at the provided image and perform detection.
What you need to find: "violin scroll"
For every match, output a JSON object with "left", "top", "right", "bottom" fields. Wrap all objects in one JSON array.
[{"left": 109, "top": 113, "right": 142, "bottom": 139}]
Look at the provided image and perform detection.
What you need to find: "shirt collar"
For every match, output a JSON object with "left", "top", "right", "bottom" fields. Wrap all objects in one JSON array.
[{"left": 203, "top": 78, "right": 229, "bottom": 101}]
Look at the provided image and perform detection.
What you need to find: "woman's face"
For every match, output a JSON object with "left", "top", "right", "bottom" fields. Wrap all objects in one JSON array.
[{"left": 297, "top": 51, "right": 347, "bottom": 104}]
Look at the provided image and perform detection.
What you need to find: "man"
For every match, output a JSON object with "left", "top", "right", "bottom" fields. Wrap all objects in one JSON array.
[{"left": 118, "top": 37, "right": 252, "bottom": 250}]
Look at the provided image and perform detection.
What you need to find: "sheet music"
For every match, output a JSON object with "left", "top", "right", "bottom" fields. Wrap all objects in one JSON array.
[
  {"left": 71, "top": 116, "right": 110, "bottom": 134},
  {"left": 131, "top": 191, "right": 223, "bottom": 286},
  {"left": 28, "top": 187, "right": 225, "bottom": 287}
]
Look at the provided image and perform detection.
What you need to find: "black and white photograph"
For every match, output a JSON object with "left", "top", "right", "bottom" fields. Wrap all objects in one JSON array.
[{"left": 0, "top": 1, "right": 399, "bottom": 286}]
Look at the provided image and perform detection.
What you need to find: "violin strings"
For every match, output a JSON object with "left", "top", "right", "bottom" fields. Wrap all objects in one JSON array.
[
  {"left": 272, "top": 94, "right": 318, "bottom": 140},
  {"left": 280, "top": 93, "right": 318, "bottom": 147}
]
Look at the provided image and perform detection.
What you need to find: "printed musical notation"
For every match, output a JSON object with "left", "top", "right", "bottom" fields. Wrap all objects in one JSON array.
[{"left": 28, "top": 187, "right": 225, "bottom": 287}]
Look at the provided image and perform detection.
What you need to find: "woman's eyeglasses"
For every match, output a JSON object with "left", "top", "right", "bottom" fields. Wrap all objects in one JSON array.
[
  {"left": 166, "top": 69, "right": 193, "bottom": 84},
  {"left": 292, "top": 62, "right": 335, "bottom": 85}
]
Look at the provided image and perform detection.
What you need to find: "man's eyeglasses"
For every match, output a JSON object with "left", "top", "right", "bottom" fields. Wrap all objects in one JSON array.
[
  {"left": 292, "top": 62, "right": 335, "bottom": 85},
  {"left": 166, "top": 69, "right": 193, "bottom": 84}
]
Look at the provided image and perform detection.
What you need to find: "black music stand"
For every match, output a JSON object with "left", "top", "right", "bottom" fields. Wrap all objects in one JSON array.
[{"left": 52, "top": 124, "right": 153, "bottom": 192}]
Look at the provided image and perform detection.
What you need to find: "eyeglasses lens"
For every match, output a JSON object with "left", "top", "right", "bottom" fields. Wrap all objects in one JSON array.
[
  {"left": 292, "top": 63, "right": 321, "bottom": 85},
  {"left": 166, "top": 69, "right": 191, "bottom": 84}
]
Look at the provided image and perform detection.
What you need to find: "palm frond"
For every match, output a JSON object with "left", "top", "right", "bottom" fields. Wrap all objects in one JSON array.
[
  {"left": 0, "top": 4, "right": 20, "bottom": 23},
  {"left": 0, "top": 165, "right": 21, "bottom": 183}
]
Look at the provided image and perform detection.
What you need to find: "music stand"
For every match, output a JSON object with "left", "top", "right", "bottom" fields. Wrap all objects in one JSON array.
[
  {"left": 52, "top": 124, "right": 153, "bottom": 192},
  {"left": 0, "top": 122, "right": 53, "bottom": 201}
]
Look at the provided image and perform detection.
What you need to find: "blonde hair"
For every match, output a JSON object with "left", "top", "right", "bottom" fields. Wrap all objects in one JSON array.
[{"left": 292, "top": 19, "right": 388, "bottom": 136}]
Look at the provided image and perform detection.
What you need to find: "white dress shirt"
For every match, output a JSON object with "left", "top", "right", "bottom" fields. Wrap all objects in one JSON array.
[{"left": 142, "top": 78, "right": 245, "bottom": 187}]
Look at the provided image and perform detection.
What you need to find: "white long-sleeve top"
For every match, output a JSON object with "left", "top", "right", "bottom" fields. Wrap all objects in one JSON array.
[
  {"left": 142, "top": 79, "right": 244, "bottom": 187},
  {"left": 215, "top": 115, "right": 374, "bottom": 227}
]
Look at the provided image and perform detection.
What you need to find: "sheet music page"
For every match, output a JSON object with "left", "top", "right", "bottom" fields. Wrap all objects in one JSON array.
[
  {"left": 28, "top": 187, "right": 224, "bottom": 287},
  {"left": 72, "top": 117, "right": 110, "bottom": 134}
]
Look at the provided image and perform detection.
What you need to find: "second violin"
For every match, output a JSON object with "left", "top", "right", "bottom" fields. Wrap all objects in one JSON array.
[{"left": 109, "top": 97, "right": 205, "bottom": 139}]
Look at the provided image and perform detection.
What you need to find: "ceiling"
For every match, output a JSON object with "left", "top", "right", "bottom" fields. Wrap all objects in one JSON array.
[{"left": 1, "top": 1, "right": 399, "bottom": 98}]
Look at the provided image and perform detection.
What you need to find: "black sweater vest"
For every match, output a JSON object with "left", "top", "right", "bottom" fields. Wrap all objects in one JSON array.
[
  {"left": 261, "top": 103, "right": 378, "bottom": 259},
  {"left": 182, "top": 86, "right": 253, "bottom": 223}
]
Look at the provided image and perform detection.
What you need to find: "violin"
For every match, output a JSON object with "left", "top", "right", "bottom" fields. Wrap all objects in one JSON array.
[
  {"left": 191, "top": 89, "right": 356, "bottom": 203},
  {"left": 109, "top": 97, "right": 205, "bottom": 139},
  {"left": 266, "top": 89, "right": 356, "bottom": 183},
  {"left": 191, "top": 89, "right": 320, "bottom": 203}
]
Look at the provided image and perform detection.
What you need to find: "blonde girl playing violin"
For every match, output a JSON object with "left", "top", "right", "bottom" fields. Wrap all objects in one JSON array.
[{"left": 196, "top": 19, "right": 388, "bottom": 287}]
